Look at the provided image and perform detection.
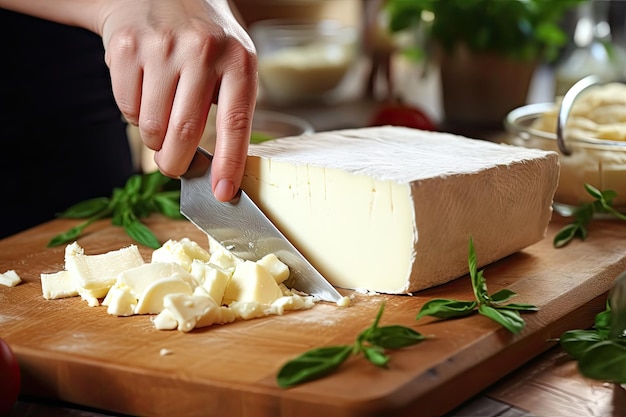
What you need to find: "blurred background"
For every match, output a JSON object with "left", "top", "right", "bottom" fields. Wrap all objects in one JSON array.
[
  {"left": 133, "top": 0, "right": 626, "bottom": 170},
  {"left": 231, "top": 0, "right": 626, "bottom": 133}
]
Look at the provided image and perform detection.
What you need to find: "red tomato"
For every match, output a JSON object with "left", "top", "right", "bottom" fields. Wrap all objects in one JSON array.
[
  {"left": 0, "top": 338, "right": 20, "bottom": 415},
  {"left": 369, "top": 103, "right": 437, "bottom": 131}
]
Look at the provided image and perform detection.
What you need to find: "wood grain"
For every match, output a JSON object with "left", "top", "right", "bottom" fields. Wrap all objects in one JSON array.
[{"left": 0, "top": 215, "right": 625, "bottom": 417}]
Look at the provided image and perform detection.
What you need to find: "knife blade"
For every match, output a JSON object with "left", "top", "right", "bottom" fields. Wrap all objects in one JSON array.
[{"left": 180, "top": 147, "right": 342, "bottom": 303}]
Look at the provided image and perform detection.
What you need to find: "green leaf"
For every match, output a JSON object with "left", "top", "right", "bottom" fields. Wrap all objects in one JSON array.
[
  {"left": 48, "top": 170, "right": 184, "bottom": 248},
  {"left": 365, "top": 325, "right": 425, "bottom": 349},
  {"left": 362, "top": 345, "right": 389, "bottom": 367},
  {"left": 153, "top": 194, "right": 184, "bottom": 219},
  {"left": 56, "top": 197, "right": 111, "bottom": 219},
  {"left": 594, "top": 305, "right": 612, "bottom": 338},
  {"left": 468, "top": 236, "right": 489, "bottom": 304},
  {"left": 478, "top": 304, "right": 525, "bottom": 334},
  {"left": 489, "top": 289, "right": 517, "bottom": 304},
  {"left": 578, "top": 340, "right": 626, "bottom": 384},
  {"left": 277, "top": 345, "right": 353, "bottom": 388},
  {"left": 555, "top": 184, "right": 626, "bottom": 248},
  {"left": 124, "top": 174, "right": 142, "bottom": 195},
  {"left": 47, "top": 220, "right": 92, "bottom": 247},
  {"left": 142, "top": 170, "right": 171, "bottom": 196},
  {"left": 584, "top": 183, "right": 603, "bottom": 200},
  {"left": 124, "top": 220, "right": 161, "bottom": 249},
  {"left": 553, "top": 223, "right": 582, "bottom": 248},
  {"left": 497, "top": 303, "right": 539, "bottom": 312},
  {"left": 559, "top": 329, "right": 606, "bottom": 360},
  {"left": 277, "top": 301, "right": 430, "bottom": 388},
  {"left": 416, "top": 298, "right": 477, "bottom": 320}
]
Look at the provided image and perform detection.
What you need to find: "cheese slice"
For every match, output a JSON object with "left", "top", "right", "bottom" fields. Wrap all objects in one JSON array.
[
  {"left": 41, "top": 270, "right": 77, "bottom": 299},
  {"left": 65, "top": 242, "right": 145, "bottom": 298},
  {"left": 242, "top": 126, "right": 560, "bottom": 294}
]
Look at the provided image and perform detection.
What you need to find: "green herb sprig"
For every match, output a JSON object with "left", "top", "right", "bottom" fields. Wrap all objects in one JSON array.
[
  {"left": 47, "top": 171, "right": 183, "bottom": 249},
  {"left": 554, "top": 184, "right": 626, "bottom": 248},
  {"left": 416, "top": 236, "right": 538, "bottom": 334},
  {"left": 276, "top": 303, "right": 426, "bottom": 388},
  {"left": 559, "top": 302, "right": 626, "bottom": 384}
]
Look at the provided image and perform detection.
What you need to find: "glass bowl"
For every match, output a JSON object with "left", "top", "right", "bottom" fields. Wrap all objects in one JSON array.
[
  {"left": 250, "top": 18, "right": 358, "bottom": 105},
  {"left": 504, "top": 102, "right": 626, "bottom": 216}
]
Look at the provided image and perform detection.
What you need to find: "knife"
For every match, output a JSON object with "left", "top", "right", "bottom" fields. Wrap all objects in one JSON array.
[{"left": 180, "top": 147, "right": 342, "bottom": 303}]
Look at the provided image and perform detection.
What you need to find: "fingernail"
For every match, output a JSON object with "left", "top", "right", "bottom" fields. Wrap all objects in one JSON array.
[{"left": 214, "top": 179, "right": 236, "bottom": 202}]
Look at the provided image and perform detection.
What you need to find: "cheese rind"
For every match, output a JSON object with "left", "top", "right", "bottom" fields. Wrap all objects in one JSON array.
[{"left": 243, "top": 126, "right": 560, "bottom": 294}]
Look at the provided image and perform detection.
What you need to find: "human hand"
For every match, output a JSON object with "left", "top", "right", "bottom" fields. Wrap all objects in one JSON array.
[{"left": 99, "top": 0, "right": 258, "bottom": 201}]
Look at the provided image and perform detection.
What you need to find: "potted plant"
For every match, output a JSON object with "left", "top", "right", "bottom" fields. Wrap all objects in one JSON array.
[{"left": 384, "top": 0, "right": 587, "bottom": 131}]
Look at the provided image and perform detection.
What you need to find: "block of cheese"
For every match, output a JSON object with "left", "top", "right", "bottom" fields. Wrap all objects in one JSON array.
[{"left": 241, "top": 126, "right": 560, "bottom": 294}]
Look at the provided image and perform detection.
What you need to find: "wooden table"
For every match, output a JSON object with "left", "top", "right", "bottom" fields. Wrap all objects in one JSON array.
[{"left": 1, "top": 212, "right": 625, "bottom": 417}]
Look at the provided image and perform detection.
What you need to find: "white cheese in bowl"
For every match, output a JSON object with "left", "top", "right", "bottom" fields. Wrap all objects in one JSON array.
[{"left": 243, "top": 126, "right": 560, "bottom": 294}]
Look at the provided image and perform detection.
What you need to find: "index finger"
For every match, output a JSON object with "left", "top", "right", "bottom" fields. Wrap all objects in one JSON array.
[{"left": 212, "top": 48, "right": 258, "bottom": 202}]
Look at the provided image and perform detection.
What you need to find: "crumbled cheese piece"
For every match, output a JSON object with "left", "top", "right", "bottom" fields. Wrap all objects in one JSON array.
[
  {"left": 152, "top": 238, "right": 211, "bottom": 271},
  {"left": 159, "top": 348, "right": 173, "bottom": 356},
  {"left": 223, "top": 261, "right": 284, "bottom": 305},
  {"left": 0, "top": 270, "right": 21, "bottom": 287},
  {"left": 336, "top": 296, "right": 351, "bottom": 307},
  {"left": 65, "top": 242, "right": 144, "bottom": 299},
  {"left": 41, "top": 270, "right": 77, "bottom": 299},
  {"left": 41, "top": 238, "right": 328, "bottom": 333},
  {"left": 103, "top": 286, "right": 137, "bottom": 317}
]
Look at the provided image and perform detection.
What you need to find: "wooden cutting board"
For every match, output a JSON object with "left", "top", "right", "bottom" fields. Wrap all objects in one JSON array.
[{"left": 1, "top": 215, "right": 625, "bottom": 417}]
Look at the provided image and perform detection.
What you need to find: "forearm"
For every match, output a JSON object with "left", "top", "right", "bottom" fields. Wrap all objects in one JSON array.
[
  {"left": 0, "top": 0, "right": 236, "bottom": 36},
  {"left": 0, "top": 0, "right": 104, "bottom": 33}
]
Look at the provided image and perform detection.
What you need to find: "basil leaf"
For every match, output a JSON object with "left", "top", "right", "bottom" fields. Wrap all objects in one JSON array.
[
  {"left": 366, "top": 325, "right": 425, "bottom": 349},
  {"left": 277, "top": 345, "right": 353, "bottom": 388},
  {"left": 578, "top": 340, "right": 626, "bottom": 384},
  {"left": 584, "top": 183, "right": 603, "bottom": 199},
  {"left": 497, "top": 302, "right": 539, "bottom": 312},
  {"left": 56, "top": 197, "right": 111, "bottom": 219},
  {"left": 594, "top": 305, "right": 612, "bottom": 338},
  {"left": 468, "top": 237, "right": 489, "bottom": 303},
  {"left": 478, "top": 305, "right": 525, "bottom": 334},
  {"left": 47, "top": 220, "right": 92, "bottom": 247},
  {"left": 154, "top": 194, "right": 184, "bottom": 219},
  {"left": 47, "top": 171, "right": 184, "bottom": 248},
  {"left": 416, "top": 299, "right": 477, "bottom": 320},
  {"left": 142, "top": 170, "right": 171, "bottom": 195},
  {"left": 362, "top": 345, "right": 389, "bottom": 367},
  {"left": 553, "top": 223, "right": 581, "bottom": 248},
  {"left": 489, "top": 289, "right": 517, "bottom": 304},
  {"left": 124, "top": 220, "right": 161, "bottom": 249},
  {"left": 554, "top": 184, "right": 626, "bottom": 248},
  {"left": 559, "top": 329, "right": 605, "bottom": 360},
  {"left": 124, "top": 174, "right": 142, "bottom": 195}
]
